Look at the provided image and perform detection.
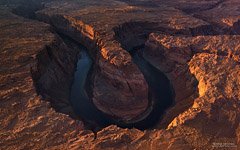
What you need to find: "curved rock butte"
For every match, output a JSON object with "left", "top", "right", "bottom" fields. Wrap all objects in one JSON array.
[{"left": 0, "top": 0, "right": 239, "bottom": 149}]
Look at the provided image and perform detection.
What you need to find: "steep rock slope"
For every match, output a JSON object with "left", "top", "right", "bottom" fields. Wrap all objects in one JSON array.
[
  {"left": 35, "top": 0, "right": 210, "bottom": 121},
  {"left": 0, "top": 0, "right": 239, "bottom": 149},
  {"left": 0, "top": 7, "right": 86, "bottom": 150}
]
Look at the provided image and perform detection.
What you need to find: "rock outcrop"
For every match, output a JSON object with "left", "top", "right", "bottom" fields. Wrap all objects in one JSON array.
[
  {"left": 0, "top": 0, "right": 239, "bottom": 149},
  {"left": 33, "top": 0, "right": 213, "bottom": 121},
  {"left": 0, "top": 7, "right": 84, "bottom": 150},
  {"left": 36, "top": 6, "right": 150, "bottom": 122}
]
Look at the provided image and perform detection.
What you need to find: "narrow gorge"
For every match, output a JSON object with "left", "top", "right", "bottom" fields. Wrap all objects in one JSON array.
[
  {"left": 11, "top": 1, "right": 178, "bottom": 131},
  {"left": 1, "top": 0, "right": 239, "bottom": 149},
  {"left": 9, "top": 0, "right": 188, "bottom": 131}
]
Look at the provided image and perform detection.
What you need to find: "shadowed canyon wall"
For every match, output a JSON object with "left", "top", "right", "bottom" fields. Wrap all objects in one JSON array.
[{"left": 0, "top": 0, "right": 239, "bottom": 149}]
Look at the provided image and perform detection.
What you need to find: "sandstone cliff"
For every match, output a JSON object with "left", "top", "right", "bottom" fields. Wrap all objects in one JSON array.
[{"left": 0, "top": 0, "right": 239, "bottom": 149}]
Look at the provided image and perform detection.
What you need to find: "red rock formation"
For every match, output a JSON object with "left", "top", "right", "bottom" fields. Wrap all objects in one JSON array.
[
  {"left": 0, "top": 8, "right": 84, "bottom": 149},
  {"left": 0, "top": 0, "right": 239, "bottom": 149},
  {"left": 36, "top": 13, "right": 149, "bottom": 121},
  {"left": 33, "top": 0, "right": 212, "bottom": 121}
]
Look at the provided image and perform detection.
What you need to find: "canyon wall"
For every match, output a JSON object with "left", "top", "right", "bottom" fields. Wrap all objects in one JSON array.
[
  {"left": 0, "top": 7, "right": 84, "bottom": 149},
  {"left": 36, "top": 14, "right": 150, "bottom": 121},
  {"left": 0, "top": 0, "right": 239, "bottom": 149}
]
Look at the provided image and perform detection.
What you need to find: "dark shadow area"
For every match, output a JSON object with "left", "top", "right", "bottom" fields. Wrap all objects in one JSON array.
[
  {"left": 113, "top": 21, "right": 203, "bottom": 129},
  {"left": 11, "top": 0, "right": 44, "bottom": 19},
  {"left": 124, "top": 46, "right": 175, "bottom": 129},
  {"left": 66, "top": 34, "right": 175, "bottom": 131},
  {"left": 179, "top": 0, "right": 226, "bottom": 14},
  {"left": 113, "top": 22, "right": 178, "bottom": 129},
  {"left": 11, "top": 1, "right": 224, "bottom": 132},
  {"left": 10, "top": 1, "right": 176, "bottom": 131},
  {"left": 66, "top": 36, "right": 114, "bottom": 131}
]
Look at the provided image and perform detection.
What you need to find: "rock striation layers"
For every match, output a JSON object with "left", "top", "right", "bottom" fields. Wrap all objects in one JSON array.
[
  {"left": 0, "top": 6, "right": 84, "bottom": 149},
  {"left": 0, "top": 0, "right": 239, "bottom": 149}
]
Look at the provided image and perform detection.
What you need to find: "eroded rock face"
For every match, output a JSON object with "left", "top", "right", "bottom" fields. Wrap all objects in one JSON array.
[
  {"left": 145, "top": 33, "right": 240, "bottom": 130},
  {"left": 0, "top": 0, "right": 240, "bottom": 149},
  {"left": 36, "top": 7, "right": 150, "bottom": 121},
  {"left": 33, "top": 0, "right": 212, "bottom": 121},
  {"left": 0, "top": 7, "right": 84, "bottom": 150},
  {"left": 145, "top": 34, "right": 196, "bottom": 102}
]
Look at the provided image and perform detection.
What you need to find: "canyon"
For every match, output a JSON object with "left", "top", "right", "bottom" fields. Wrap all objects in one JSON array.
[{"left": 0, "top": 0, "right": 239, "bottom": 149}]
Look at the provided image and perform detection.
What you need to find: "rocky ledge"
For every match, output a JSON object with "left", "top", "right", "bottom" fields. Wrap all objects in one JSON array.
[{"left": 0, "top": 0, "right": 239, "bottom": 149}]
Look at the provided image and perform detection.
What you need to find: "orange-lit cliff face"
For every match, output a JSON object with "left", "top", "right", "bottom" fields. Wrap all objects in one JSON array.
[{"left": 0, "top": 0, "right": 239, "bottom": 149}]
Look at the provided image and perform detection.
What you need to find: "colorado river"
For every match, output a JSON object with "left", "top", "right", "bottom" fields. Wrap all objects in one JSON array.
[
  {"left": 70, "top": 48, "right": 113, "bottom": 130},
  {"left": 70, "top": 44, "right": 174, "bottom": 130},
  {"left": 127, "top": 48, "right": 175, "bottom": 129}
]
